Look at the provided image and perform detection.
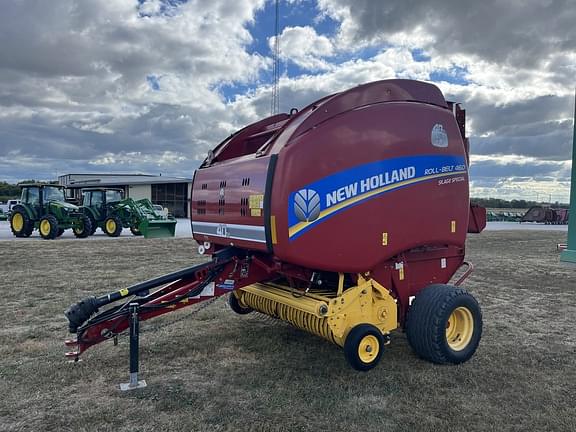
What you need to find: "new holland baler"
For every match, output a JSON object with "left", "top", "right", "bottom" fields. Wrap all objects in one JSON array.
[{"left": 65, "top": 79, "right": 486, "bottom": 372}]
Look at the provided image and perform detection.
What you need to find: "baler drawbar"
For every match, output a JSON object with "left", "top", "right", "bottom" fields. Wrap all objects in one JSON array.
[{"left": 66, "top": 79, "right": 486, "bottom": 372}]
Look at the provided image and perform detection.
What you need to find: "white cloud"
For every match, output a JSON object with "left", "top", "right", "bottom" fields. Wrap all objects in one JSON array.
[
  {"left": 273, "top": 26, "right": 334, "bottom": 71},
  {"left": 90, "top": 150, "right": 187, "bottom": 166},
  {"left": 0, "top": 0, "right": 574, "bottom": 203}
]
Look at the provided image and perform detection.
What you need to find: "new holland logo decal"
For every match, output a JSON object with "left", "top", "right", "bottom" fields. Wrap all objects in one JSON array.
[
  {"left": 293, "top": 189, "right": 321, "bottom": 222},
  {"left": 287, "top": 154, "right": 468, "bottom": 241}
]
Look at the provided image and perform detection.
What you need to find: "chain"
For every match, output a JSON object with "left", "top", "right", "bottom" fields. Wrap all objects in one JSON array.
[
  {"left": 108, "top": 296, "right": 223, "bottom": 342},
  {"left": 141, "top": 296, "right": 222, "bottom": 334}
]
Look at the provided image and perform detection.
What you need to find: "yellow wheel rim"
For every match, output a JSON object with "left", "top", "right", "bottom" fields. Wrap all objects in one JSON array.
[
  {"left": 12, "top": 213, "right": 24, "bottom": 231},
  {"left": 446, "top": 306, "right": 474, "bottom": 351},
  {"left": 106, "top": 219, "right": 116, "bottom": 233},
  {"left": 40, "top": 219, "right": 51, "bottom": 236},
  {"left": 358, "top": 334, "right": 380, "bottom": 363}
]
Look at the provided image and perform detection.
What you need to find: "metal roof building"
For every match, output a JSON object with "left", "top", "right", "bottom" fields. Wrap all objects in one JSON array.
[{"left": 59, "top": 173, "right": 192, "bottom": 218}]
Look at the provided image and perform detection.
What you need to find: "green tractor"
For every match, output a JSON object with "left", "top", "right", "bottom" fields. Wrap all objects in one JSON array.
[
  {"left": 10, "top": 184, "right": 92, "bottom": 239},
  {"left": 79, "top": 188, "right": 176, "bottom": 238}
]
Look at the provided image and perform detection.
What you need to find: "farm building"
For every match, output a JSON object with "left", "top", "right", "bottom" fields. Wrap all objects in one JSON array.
[{"left": 58, "top": 173, "right": 192, "bottom": 218}]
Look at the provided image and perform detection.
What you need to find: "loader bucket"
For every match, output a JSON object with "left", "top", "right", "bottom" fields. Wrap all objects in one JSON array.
[{"left": 138, "top": 219, "right": 177, "bottom": 238}]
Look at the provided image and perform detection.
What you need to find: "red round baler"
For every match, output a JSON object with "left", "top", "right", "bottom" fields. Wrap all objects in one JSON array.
[{"left": 66, "top": 79, "right": 486, "bottom": 372}]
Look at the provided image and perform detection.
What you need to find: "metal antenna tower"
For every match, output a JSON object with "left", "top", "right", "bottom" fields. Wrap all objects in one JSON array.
[{"left": 270, "top": 0, "right": 280, "bottom": 115}]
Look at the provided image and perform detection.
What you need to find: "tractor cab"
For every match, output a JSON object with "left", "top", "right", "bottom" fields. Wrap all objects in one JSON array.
[
  {"left": 20, "top": 184, "right": 66, "bottom": 214},
  {"left": 82, "top": 188, "right": 124, "bottom": 205},
  {"left": 82, "top": 188, "right": 124, "bottom": 215}
]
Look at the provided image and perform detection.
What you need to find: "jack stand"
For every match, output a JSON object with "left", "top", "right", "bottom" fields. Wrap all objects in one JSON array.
[{"left": 120, "top": 303, "right": 147, "bottom": 391}]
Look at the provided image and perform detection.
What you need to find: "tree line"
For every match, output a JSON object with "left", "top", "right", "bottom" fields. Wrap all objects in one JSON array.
[
  {"left": 470, "top": 197, "right": 568, "bottom": 209},
  {"left": 0, "top": 180, "right": 58, "bottom": 202}
]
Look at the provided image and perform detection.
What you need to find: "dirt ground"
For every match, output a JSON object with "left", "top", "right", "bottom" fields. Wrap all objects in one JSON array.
[{"left": 0, "top": 231, "right": 575, "bottom": 432}]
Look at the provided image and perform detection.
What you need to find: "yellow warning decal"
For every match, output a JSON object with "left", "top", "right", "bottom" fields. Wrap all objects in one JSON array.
[
  {"left": 382, "top": 232, "right": 388, "bottom": 246},
  {"left": 251, "top": 209, "right": 262, "bottom": 217},
  {"left": 451, "top": 220, "right": 456, "bottom": 233},
  {"left": 270, "top": 215, "right": 278, "bottom": 244},
  {"left": 119, "top": 288, "right": 129, "bottom": 297},
  {"left": 249, "top": 194, "right": 264, "bottom": 209},
  {"left": 395, "top": 262, "right": 405, "bottom": 281}
]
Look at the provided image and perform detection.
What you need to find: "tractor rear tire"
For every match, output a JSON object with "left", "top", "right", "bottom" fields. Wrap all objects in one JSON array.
[
  {"left": 406, "top": 284, "right": 482, "bottom": 365},
  {"left": 103, "top": 216, "right": 122, "bottom": 237},
  {"left": 228, "top": 292, "right": 253, "bottom": 315},
  {"left": 344, "top": 324, "right": 384, "bottom": 372},
  {"left": 130, "top": 226, "right": 143, "bottom": 236},
  {"left": 39, "top": 215, "right": 59, "bottom": 240},
  {"left": 10, "top": 210, "right": 33, "bottom": 237},
  {"left": 73, "top": 215, "right": 92, "bottom": 238}
]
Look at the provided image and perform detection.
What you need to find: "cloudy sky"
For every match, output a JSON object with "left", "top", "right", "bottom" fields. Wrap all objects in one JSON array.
[{"left": 0, "top": 0, "right": 574, "bottom": 201}]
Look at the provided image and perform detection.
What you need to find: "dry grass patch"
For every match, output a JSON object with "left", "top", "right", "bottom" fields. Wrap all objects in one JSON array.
[{"left": 0, "top": 232, "right": 575, "bottom": 431}]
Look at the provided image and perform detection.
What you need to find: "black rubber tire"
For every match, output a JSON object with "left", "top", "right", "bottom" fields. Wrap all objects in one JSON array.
[
  {"left": 344, "top": 324, "right": 384, "bottom": 372},
  {"left": 130, "top": 226, "right": 143, "bottom": 236},
  {"left": 39, "top": 214, "right": 59, "bottom": 240},
  {"left": 228, "top": 292, "right": 253, "bottom": 315},
  {"left": 103, "top": 215, "right": 122, "bottom": 237},
  {"left": 88, "top": 214, "right": 97, "bottom": 235},
  {"left": 56, "top": 228, "right": 65, "bottom": 237},
  {"left": 73, "top": 214, "right": 92, "bottom": 238},
  {"left": 406, "top": 284, "right": 482, "bottom": 365},
  {"left": 10, "top": 209, "right": 34, "bottom": 237}
]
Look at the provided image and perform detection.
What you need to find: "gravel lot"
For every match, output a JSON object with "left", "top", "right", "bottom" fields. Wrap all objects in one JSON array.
[{"left": 0, "top": 218, "right": 192, "bottom": 240}]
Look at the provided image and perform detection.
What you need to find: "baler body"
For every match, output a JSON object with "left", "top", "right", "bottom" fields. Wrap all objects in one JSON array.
[{"left": 191, "top": 80, "right": 470, "bottom": 276}]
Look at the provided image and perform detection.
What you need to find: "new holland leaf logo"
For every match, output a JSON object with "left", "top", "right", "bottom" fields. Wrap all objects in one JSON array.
[{"left": 294, "top": 189, "right": 321, "bottom": 222}]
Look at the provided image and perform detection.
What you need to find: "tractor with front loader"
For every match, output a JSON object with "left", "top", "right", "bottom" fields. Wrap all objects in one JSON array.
[
  {"left": 10, "top": 184, "right": 92, "bottom": 239},
  {"left": 79, "top": 188, "right": 176, "bottom": 238},
  {"left": 65, "top": 79, "right": 486, "bottom": 375}
]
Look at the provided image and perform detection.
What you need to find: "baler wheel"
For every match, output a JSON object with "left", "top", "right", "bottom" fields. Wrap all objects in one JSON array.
[
  {"left": 344, "top": 324, "right": 384, "bottom": 372},
  {"left": 39, "top": 215, "right": 59, "bottom": 240},
  {"left": 103, "top": 216, "right": 122, "bottom": 237},
  {"left": 10, "top": 210, "right": 33, "bottom": 237},
  {"left": 406, "top": 284, "right": 482, "bottom": 364},
  {"left": 228, "top": 292, "right": 253, "bottom": 315}
]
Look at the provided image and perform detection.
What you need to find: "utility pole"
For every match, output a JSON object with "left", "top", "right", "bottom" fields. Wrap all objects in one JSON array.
[
  {"left": 270, "top": 0, "right": 280, "bottom": 115},
  {"left": 560, "top": 89, "right": 576, "bottom": 264}
]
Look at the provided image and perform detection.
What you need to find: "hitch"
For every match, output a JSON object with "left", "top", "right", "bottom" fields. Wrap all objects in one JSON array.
[{"left": 64, "top": 247, "right": 272, "bottom": 359}]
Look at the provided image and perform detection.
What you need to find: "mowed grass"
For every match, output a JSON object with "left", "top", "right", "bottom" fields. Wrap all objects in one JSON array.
[{"left": 0, "top": 230, "right": 575, "bottom": 432}]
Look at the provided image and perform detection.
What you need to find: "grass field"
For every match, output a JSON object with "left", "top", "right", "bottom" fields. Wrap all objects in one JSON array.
[{"left": 1, "top": 230, "right": 575, "bottom": 431}]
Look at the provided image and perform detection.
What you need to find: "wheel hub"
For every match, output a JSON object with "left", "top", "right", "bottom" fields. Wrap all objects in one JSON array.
[
  {"left": 12, "top": 213, "right": 24, "bottom": 231},
  {"left": 40, "top": 220, "right": 51, "bottom": 236},
  {"left": 446, "top": 306, "right": 474, "bottom": 351},
  {"left": 358, "top": 334, "right": 379, "bottom": 363},
  {"left": 106, "top": 219, "right": 116, "bottom": 232}
]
